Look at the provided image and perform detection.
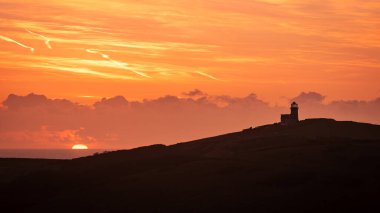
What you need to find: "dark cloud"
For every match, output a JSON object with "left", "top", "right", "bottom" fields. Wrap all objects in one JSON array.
[
  {"left": 292, "top": 92, "right": 325, "bottom": 104},
  {"left": 94, "top": 96, "right": 129, "bottom": 108},
  {"left": 182, "top": 89, "right": 207, "bottom": 97},
  {"left": 3, "top": 93, "right": 77, "bottom": 110},
  {"left": 4, "top": 93, "right": 48, "bottom": 109}
]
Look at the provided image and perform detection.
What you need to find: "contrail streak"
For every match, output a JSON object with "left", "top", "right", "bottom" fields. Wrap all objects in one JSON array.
[
  {"left": 26, "top": 29, "right": 52, "bottom": 49},
  {"left": 0, "top": 35, "right": 34, "bottom": 53},
  {"left": 33, "top": 64, "right": 138, "bottom": 80},
  {"left": 86, "top": 49, "right": 151, "bottom": 78},
  {"left": 86, "top": 49, "right": 109, "bottom": 59},
  {"left": 195, "top": 71, "right": 218, "bottom": 80}
]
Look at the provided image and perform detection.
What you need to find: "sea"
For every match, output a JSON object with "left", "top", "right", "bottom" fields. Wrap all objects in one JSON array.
[{"left": 0, "top": 149, "right": 113, "bottom": 159}]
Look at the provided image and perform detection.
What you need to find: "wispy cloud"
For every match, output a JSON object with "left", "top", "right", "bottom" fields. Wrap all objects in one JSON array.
[
  {"left": 195, "top": 71, "right": 219, "bottom": 80},
  {"left": 78, "top": 95, "right": 100, "bottom": 99},
  {"left": 32, "top": 63, "right": 138, "bottom": 80},
  {"left": 26, "top": 29, "right": 52, "bottom": 49},
  {"left": 0, "top": 35, "right": 34, "bottom": 53},
  {"left": 85, "top": 49, "right": 152, "bottom": 78}
]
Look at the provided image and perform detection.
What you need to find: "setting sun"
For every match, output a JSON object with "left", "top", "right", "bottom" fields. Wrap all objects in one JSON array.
[{"left": 72, "top": 144, "right": 89, "bottom": 150}]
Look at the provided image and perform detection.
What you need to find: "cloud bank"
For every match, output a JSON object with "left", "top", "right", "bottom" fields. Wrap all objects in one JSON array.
[{"left": 0, "top": 90, "right": 379, "bottom": 149}]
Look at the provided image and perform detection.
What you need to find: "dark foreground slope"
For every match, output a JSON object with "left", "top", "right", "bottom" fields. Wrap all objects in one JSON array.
[{"left": 1, "top": 119, "right": 380, "bottom": 212}]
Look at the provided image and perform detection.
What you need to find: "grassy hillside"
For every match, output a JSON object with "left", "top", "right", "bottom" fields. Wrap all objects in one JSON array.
[{"left": 1, "top": 119, "right": 380, "bottom": 212}]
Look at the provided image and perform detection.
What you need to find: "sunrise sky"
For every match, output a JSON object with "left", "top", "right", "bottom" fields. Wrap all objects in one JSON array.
[{"left": 1, "top": 0, "right": 380, "bottom": 149}]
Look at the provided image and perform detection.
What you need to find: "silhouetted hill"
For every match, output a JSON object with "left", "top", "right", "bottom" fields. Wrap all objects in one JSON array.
[{"left": 1, "top": 119, "right": 380, "bottom": 212}]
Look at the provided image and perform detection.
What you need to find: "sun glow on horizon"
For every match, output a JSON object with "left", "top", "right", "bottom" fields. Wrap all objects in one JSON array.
[{"left": 72, "top": 144, "right": 89, "bottom": 150}]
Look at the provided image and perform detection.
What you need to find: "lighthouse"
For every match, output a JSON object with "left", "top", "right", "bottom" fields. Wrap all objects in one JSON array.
[{"left": 281, "top": 102, "right": 299, "bottom": 125}]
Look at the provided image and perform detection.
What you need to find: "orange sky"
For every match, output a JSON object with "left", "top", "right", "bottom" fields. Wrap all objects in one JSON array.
[{"left": 1, "top": 0, "right": 379, "bottom": 105}]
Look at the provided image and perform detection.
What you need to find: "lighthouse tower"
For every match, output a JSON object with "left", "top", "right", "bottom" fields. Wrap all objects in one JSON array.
[{"left": 290, "top": 102, "right": 299, "bottom": 121}]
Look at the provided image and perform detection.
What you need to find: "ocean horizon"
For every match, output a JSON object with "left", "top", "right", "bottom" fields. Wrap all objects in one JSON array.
[{"left": 0, "top": 149, "right": 113, "bottom": 159}]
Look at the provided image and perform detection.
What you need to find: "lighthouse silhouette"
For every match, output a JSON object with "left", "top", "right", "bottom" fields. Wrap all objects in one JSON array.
[{"left": 281, "top": 102, "right": 299, "bottom": 125}]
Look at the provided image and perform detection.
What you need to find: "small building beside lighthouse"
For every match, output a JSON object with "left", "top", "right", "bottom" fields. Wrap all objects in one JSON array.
[{"left": 281, "top": 102, "right": 299, "bottom": 125}]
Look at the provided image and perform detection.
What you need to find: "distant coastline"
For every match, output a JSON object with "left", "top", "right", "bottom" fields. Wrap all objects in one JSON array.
[{"left": 0, "top": 149, "right": 111, "bottom": 159}]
